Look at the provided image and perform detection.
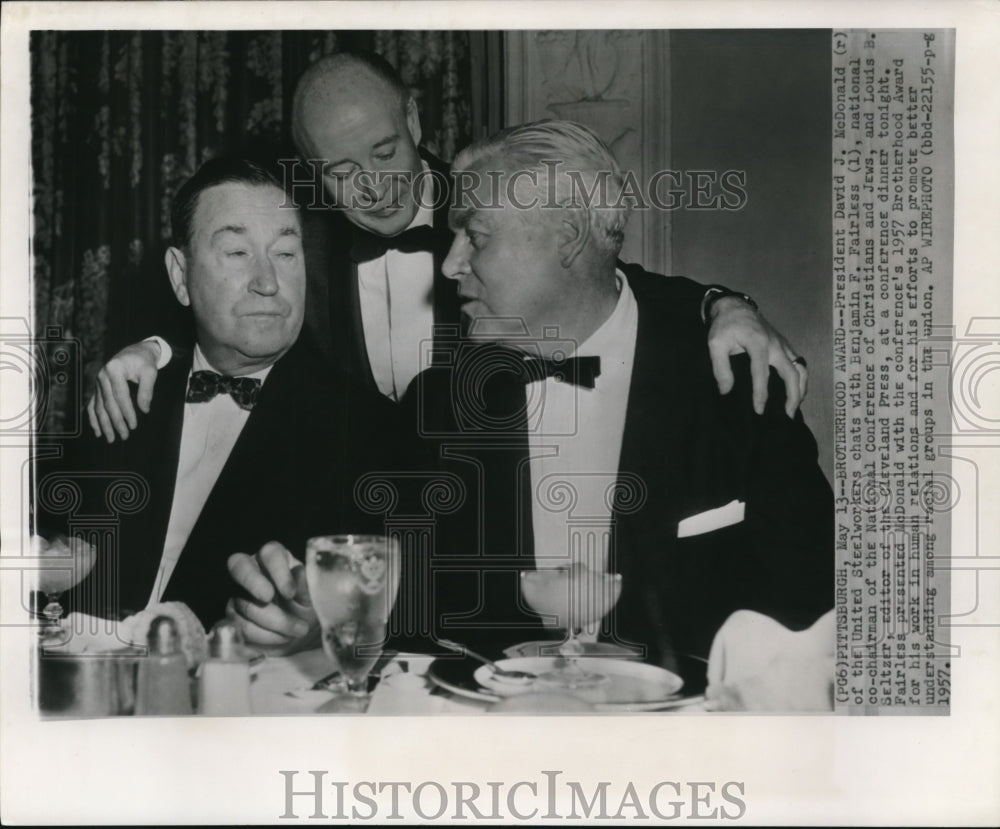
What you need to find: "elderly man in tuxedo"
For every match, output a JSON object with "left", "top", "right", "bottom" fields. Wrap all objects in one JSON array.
[
  {"left": 36, "top": 157, "right": 398, "bottom": 631},
  {"left": 85, "top": 50, "right": 808, "bottom": 440},
  {"left": 399, "top": 119, "right": 834, "bottom": 667},
  {"left": 230, "top": 120, "right": 833, "bottom": 681}
]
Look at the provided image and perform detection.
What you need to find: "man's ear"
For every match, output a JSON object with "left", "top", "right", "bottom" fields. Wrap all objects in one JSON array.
[
  {"left": 164, "top": 247, "right": 191, "bottom": 307},
  {"left": 405, "top": 97, "right": 422, "bottom": 148},
  {"left": 556, "top": 206, "right": 591, "bottom": 268}
]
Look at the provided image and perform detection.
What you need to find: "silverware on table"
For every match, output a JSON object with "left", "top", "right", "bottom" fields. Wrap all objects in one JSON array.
[
  {"left": 437, "top": 638, "right": 537, "bottom": 682},
  {"left": 309, "top": 649, "right": 400, "bottom": 691},
  {"left": 310, "top": 670, "right": 345, "bottom": 691}
]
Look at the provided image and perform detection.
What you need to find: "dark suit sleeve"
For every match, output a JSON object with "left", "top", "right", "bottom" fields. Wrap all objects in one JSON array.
[
  {"left": 33, "top": 437, "right": 83, "bottom": 541},
  {"left": 33, "top": 404, "right": 139, "bottom": 539},
  {"left": 617, "top": 261, "right": 711, "bottom": 320},
  {"left": 727, "top": 356, "right": 834, "bottom": 628}
]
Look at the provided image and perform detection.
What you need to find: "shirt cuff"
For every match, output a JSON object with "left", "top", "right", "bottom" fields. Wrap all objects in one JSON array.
[
  {"left": 700, "top": 286, "right": 758, "bottom": 324},
  {"left": 144, "top": 336, "right": 173, "bottom": 370}
]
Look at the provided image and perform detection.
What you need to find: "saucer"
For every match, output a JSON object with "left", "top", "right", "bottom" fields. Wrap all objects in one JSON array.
[{"left": 427, "top": 654, "right": 693, "bottom": 711}]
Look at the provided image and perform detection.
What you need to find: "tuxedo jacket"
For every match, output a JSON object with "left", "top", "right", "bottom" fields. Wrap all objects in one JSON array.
[
  {"left": 299, "top": 148, "right": 461, "bottom": 391},
  {"left": 400, "top": 266, "right": 834, "bottom": 664},
  {"left": 36, "top": 342, "right": 403, "bottom": 628}
]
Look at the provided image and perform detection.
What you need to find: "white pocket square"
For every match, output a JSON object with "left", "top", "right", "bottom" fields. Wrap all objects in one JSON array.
[{"left": 677, "top": 499, "right": 746, "bottom": 538}]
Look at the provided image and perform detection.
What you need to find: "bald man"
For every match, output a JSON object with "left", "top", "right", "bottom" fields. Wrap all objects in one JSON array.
[
  {"left": 290, "top": 51, "right": 462, "bottom": 400},
  {"left": 87, "top": 50, "right": 809, "bottom": 440}
]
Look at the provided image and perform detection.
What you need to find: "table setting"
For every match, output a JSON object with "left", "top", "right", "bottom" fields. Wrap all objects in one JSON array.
[{"left": 33, "top": 533, "right": 832, "bottom": 717}]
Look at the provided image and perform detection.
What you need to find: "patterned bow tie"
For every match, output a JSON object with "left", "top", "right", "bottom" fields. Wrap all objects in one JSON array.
[
  {"left": 186, "top": 370, "right": 262, "bottom": 411},
  {"left": 518, "top": 355, "right": 602, "bottom": 389},
  {"left": 350, "top": 224, "right": 436, "bottom": 264}
]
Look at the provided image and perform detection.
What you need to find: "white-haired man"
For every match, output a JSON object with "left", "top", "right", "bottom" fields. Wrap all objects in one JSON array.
[{"left": 399, "top": 120, "right": 834, "bottom": 670}]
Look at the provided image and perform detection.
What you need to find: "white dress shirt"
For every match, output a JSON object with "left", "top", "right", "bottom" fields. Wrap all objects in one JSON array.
[
  {"left": 357, "top": 164, "right": 436, "bottom": 401},
  {"left": 147, "top": 346, "right": 273, "bottom": 605},
  {"left": 527, "top": 273, "right": 639, "bottom": 574},
  {"left": 523, "top": 275, "right": 638, "bottom": 641}
]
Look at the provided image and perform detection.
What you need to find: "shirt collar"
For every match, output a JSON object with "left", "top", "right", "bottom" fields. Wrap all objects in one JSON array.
[
  {"left": 574, "top": 271, "right": 636, "bottom": 359},
  {"left": 192, "top": 344, "right": 275, "bottom": 384}
]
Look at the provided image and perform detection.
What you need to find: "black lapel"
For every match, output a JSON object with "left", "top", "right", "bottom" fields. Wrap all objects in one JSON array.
[
  {"left": 317, "top": 211, "right": 377, "bottom": 392},
  {"left": 55, "top": 353, "right": 189, "bottom": 619},
  {"left": 427, "top": 345, "right": 541, "bottom": 648},
  {"left": 300, "top": 207, "right": 338, "bottom": 370},
  {"left": 344, "top": 249, "right": 378, "bottom": 393},
  {"left": 116, "top": 353, "right": 189, "bottom": 613},
  {"left": 608, "top": 271, "right": 701, "bottom": 665},
  {"left": 302, "top": 203, "right": 377, "bottom": 389},
  {"left": 614, "top": 275, "right": 694, "bottom": 522},
  {"left": 479, "top": 347, "right": 535, "bottom": 563}
]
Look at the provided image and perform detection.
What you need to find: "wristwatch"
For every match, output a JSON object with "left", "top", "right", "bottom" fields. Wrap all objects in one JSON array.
[{"left": 700, "top": 286, "right": 759, "bottom": 324}]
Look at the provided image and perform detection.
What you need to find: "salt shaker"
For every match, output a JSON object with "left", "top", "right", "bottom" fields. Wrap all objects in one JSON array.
[
  {"left": 135, "top": 616, "right": 194, "bottom": 716},
  {"left": 198, "top": 620, "right": 252, "bottom": 716}
]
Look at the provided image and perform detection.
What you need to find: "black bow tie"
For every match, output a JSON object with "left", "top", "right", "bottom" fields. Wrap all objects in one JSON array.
[
  {"left": 518, "top": 355, "right": 602, "bottom": 389},
  {"left": 186, "top": 370, "right": 262, "bottom": 411},
  {"left": 350, "top": 224, "right": 436, "bottom": 264}
]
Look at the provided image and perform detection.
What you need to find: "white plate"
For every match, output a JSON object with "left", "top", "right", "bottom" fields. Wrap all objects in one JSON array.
[{"left": 473, "top": 656, "right": 684, "bottom": 709}]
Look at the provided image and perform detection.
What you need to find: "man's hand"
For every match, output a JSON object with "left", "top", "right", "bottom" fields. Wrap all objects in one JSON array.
[
  {"left": 226, "top": 541, "right": 318, "bottom": 653},
  {"left": 86, "top": 340, "right": 162, "bottom": 442},
  {"left": 707, "top": 296, "right": 808, "bottom": 417}
]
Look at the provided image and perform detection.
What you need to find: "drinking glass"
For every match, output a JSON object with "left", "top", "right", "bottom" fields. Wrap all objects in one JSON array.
[
  {"left": 305, "top": 534, "right": 401, "bottom": 711},
  {"left": 35, "top": 534, "right": 97, "bottom": 647},
  {"left": 520, "top": 564, "right": 623, "bottom": 690}
]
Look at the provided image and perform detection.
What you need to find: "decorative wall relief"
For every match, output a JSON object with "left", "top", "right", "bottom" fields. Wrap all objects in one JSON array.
[
  {"left": 540, "top": 31, "right": 636, "bottom": 159},
  {"left": 505, "top": 30, "right": 671, "bottom": 274}
]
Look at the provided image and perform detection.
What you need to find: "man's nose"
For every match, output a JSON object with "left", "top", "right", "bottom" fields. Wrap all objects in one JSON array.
[
  {"left": 442, "top": 235, "right": 470, "bottom": 281},
  {"left": 351, "top": 169, "right": 391, "bottom": 209},
  {"left": 249, "top": 256, "right": 279, "bottom": 295}
]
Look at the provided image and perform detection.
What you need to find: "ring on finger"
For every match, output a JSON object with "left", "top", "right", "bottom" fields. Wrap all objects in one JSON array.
[{"left": 792, "top": 356, "right": 807, "bottom": 368}]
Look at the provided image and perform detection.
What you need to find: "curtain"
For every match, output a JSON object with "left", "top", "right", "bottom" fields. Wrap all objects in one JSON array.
[{"left": 31, "top": 30, "right": 472, "bottom": 433}]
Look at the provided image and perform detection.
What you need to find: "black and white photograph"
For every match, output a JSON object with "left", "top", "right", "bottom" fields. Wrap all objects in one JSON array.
[{"left": 0, "top": 1, "right": 997, "bottom": 825}]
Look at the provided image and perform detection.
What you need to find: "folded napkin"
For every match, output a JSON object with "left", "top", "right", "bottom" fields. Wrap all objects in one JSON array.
[
  {"left": 366, "top": 658, "right": 490, "bottom": 715},
  {"left": 705, "top": 609, "right": 835, "bottom": 712},
  {"left": 47, "top": 613, "right": 135, "bottom": 653},
  {"left": 252, "top": 648, "right": 334, "bottom": 714}
]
